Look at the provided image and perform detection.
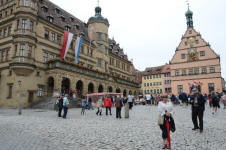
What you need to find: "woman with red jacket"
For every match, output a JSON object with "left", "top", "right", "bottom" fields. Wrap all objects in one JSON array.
[{"left": 104, "top": 96, "right": 112, "bottom": 115}]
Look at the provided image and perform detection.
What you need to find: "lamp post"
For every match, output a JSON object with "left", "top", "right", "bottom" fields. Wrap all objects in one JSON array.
[{"left": 18, "top": 80, "right": 22, "bottom": 115}]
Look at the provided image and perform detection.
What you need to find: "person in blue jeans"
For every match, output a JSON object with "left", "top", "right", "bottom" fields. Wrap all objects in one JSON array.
[
  {"left": 88, "top": 97, "right": 93, "bottom": 110},
  {"left": 63, "top": 94, "right": 70, "bottom": 118}
]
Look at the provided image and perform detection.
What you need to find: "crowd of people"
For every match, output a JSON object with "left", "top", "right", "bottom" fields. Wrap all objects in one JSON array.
[{"left": 54, "top": 88, "right": 226, "bottom": 150}]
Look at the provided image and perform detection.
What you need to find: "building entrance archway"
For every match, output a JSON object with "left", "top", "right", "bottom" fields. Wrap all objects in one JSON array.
[
  {"left": 61, "top": 77, "right": 70, "bottom": 95},
  {"left": 108, "top": 86, "right": 113, "bottom": 92},
  {"left": 98, "top": 84, "right": 104, "bottom": 93},
  {"left": 116, "top": 88, "right": 121, "bottom": 93},
  {"left": 88, "top": 83, "right": 94, "bottom": 94},
  {"left": 123, "top": 89, "right": 127, "bottom": 97},
  {"left": 76, "top": 80, "right": 83, "bottom": 98}
]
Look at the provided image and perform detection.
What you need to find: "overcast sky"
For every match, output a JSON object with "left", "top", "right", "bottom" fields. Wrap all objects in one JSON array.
[{"left": 50, "top": 0, "right": 226, "bottom": 78}]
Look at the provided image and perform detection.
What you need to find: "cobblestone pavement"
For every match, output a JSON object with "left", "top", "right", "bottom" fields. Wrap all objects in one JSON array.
[{"left": 0, "top": 105, "right": 226, "bottom": 150}]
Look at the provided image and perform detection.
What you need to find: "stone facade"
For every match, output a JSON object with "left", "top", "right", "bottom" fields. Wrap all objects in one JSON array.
[
  {"left": 0, "top": 0, "right": 139, "bottom": 108},
  {"left": 170, "top": 8, "right": 223, "bottom": 95}
]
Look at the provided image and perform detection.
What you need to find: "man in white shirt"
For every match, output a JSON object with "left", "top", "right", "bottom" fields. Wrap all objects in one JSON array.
[
  {"left": 146, "top": 94, "right": 151, "bottom": 105},
  {"left": 128, "top": 94, "right": 134, "bottom": 109}
]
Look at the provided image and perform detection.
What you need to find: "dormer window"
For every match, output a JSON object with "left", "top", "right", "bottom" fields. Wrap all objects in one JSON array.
[
  {"left": 42, "top": 5, "right": 48, "bottom": 12},
  {"left": 74, "top": 24, "right": 80, "bottom": 30},
  {"left": 70, "top": 17, "right": 74, "bottom": 22},
  {"left": 47, "top": 15, "right": 54, "bottom": 23},
  {"left": 65, "top": 25, "right": 71, "bottom": 31},
  {"left": 60, "top": 15, "right": 65, "bottom": 22},
  {"left": 55, "top": 8, "right": 60, "bottom": 14}
]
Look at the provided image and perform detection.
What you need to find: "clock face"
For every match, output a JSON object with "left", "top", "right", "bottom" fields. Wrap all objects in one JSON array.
[{"left": 188, "top": 37, "right": 195, "bottom": 45}]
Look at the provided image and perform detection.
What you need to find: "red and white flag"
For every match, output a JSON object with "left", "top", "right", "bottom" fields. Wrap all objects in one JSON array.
[{"left": 60, "top": 31, "right": 73, "bottom": 59}]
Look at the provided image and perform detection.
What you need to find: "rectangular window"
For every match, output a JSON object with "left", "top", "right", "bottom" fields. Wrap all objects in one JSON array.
[
  {"left": 194, "top": 68, "right": 199, "bottom": 74},
  {"left": 177, "top": 85, "right": 183, "bottom": 94},
  {"left": 17, "top": 19, "right": 20, "bottom": 29},
  {"left": 150, "top": 76, "right": 152, "bottom": 79},
  {"left": 49, "top": 54, "right": 54, "bottom": 60},
  {"left": 160, "top": 89, "right": 162, "bottom": 94},
  {"left": 144, "top": 83, "right": 146, "bottom": 87},
  {"left": 185, "top": 41, "right": 188, "bottom": 46},
  {"left": 98, "top": 33, "right": 102, "bottom": 40},
  {"left": 24, "top": 0, "right": 28, "bottom": 6},
  {"left": 147, "top": 83, "right": 149, "bottom": 87},
  {"left": 98, "top": 45, "right": 102, "bottom": 52},
  {"left": 30, "top": 1, "right": 35, "bottom": 8},
  {"left": 200, "top": 51, "right": 205, "bottom": 57},
  {"left": 97, "top": 58, "right": 102, "bottom": 67},
  {"left": 150, "top": 83, "right": 152, "bottom": 86},
  {"left": 195, "top": 40, "right": 199, "bottom": 44},
  {"left": 147, "top": 76, "right": 149, "bottom": 79},
  {"left": 202, "top": 67, "right": 207, "bottom": 73},
  {"left": 28, "top": 45, "right": 32, "bottom": 57},
  {"left": 57, "top": 35, "right": 61, "bottom": 44},
  {"left": 189, "top": 68, "right": 193, "bottom": 75},
  {"left": 182, "top": 69, "right": 186, "bottom": 76},
  {"left": 43, "top": 52, "right": 48, "bottom": 63},
  {"left": 20, "top": 44, "right": 25, "bottom": 56},
  {"left": 51, "top": 33, "right": 55, "bottom": 41},
  {"left": 3, "top": 28, "right": 7, "bottom": 37},
  {"left": 8, "top": 26, "right": 11, "bottom": 35},
  {"left": 210, "top": 67, "right": 215, "bottom": 73},
  {"left": 181, "top": 54, "right": 186, "bottom": 59},
  {"left": 159, "top": 74, "right": 161, "bottom": 78},
  {"left": 30, "top": 21, "right": 33, "bottom": 31},
  {"left": 175, "top": 70, "right": 179, "bottom": 76},
  {"left": 144, "top": 76, "right": 146, "bottom": 80},
  {"left": 208, "top": 83, "right": 214, "bottom": 94},
  {"left": 44, "top": 30, "right": 49, "bottom": 39},
  {"left": 154, "top": 89, "right": 156, "bottom": 94},
  {"left": 22, "top": 19, "right": 27, "bottom": 30}
]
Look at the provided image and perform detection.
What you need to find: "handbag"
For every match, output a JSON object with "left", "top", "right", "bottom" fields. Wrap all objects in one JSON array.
[{"left": 158, "top": 114, "right": 164, "bottom": 125}]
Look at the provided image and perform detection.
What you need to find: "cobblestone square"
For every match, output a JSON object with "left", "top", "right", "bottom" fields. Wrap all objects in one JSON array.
[{"left": 0, "top": 105, "right": 226, "bottom": 150}]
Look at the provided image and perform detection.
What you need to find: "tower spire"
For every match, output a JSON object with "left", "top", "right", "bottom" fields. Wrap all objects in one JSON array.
[
  {"left": 185, "top": 1, "right": 193, "bottom": 28},
  {"left": 97, "top": 0, "right": 99, "bottom": 7}
]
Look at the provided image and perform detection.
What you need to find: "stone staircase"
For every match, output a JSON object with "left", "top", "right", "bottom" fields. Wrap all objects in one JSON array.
[{"left": 30, "top": 97, "right": 82, "bottom": 110}]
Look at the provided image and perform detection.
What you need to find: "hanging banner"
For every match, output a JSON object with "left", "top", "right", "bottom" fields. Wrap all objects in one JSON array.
[{"left": 60, "top": 31, "right": 73, "bottom": 59}]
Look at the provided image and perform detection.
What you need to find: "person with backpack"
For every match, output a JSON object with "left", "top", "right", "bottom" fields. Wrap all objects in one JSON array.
[{"left": 56, "top": 96, "right": 63, "bottom": 117}]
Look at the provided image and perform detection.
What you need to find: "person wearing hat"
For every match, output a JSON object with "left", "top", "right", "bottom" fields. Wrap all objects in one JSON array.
[{"left": 190, "top": 86, "right": 205, "bottom": 133}]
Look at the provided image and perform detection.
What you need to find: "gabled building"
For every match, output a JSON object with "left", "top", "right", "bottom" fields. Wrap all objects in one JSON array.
[{"left": 170, "top": 7, "right": 222, "bottom": 95}]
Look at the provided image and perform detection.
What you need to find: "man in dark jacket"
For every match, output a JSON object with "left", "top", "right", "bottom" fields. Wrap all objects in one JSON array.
[
  {"left": 57, "top": 96, "right": 64, "bottom": 117},
  {"left": 190, "top": 87, "right": 205, "bottom": 133},
  {"left": 115, "top": 96, "right": 123, "bottom": 118}
]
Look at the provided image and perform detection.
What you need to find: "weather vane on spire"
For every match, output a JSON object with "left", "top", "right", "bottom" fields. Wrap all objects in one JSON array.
[{"left": 97, "top": 0, "right": 100, "bottom": 6}]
